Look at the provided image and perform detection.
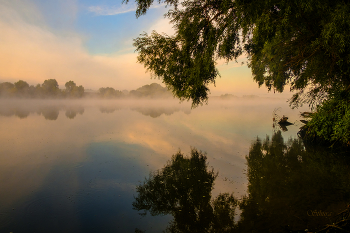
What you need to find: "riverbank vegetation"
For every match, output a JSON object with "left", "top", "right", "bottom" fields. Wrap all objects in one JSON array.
[{"left": 0, "top": 79, "right": 84, "bottom": 98}]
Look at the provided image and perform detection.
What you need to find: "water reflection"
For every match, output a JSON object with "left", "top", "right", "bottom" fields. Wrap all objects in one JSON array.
[
  {"left": 65, "top": 106, "right": 84, "bottom": 119},
  {"left": 240, "top": 131, "right": 350, "bottom": 232},
  {"left": 0, "top": 100, "right": 191, "bottom": 120},
  {"left": 133, "top": 148, "right": 238, "bottom": 232},
  {"left": 40, "top": 106, "right": 60, "bottom": 120},
  {"left": 99, "top": 106, "right": 120, "bottom": 114},
  {"left": 0, "top": 98, "right": 331, "bottom": 232},
  {"left": 134, "top": 132, "right": 350, "bottom": 232},
  {"left": 0, "top": 101, "right": 84, "bottom": 120},
  {"left": 131, "top": 106, "right": 191, "bottom": 118}
]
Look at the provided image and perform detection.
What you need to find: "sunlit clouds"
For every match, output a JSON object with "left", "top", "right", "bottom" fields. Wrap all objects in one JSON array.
[{"left": 0, "top": 19, "right": 153, "bottom": 90}]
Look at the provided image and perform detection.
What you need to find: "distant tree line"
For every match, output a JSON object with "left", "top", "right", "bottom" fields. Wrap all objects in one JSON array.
[
  {"left": 0, "top": 79, "right": 84, "bottom": 98},
  {"left": 0, "top": 80, "right": 173, "bottom": 99},
  {"left": 98, "top": 83, "right": 173, "bottom": 99},
  {"left": 98, "top": 87, "right": 124, "bottom": 98}
]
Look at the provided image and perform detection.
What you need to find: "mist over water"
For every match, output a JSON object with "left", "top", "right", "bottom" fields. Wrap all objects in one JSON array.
[{"left": 1, "top": 97, "right": 344, "bottom": 232}]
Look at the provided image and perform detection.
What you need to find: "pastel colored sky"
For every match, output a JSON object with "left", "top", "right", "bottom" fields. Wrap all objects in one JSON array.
[{"left": 0, "top": 0, "right": 292, "bottom": 97}]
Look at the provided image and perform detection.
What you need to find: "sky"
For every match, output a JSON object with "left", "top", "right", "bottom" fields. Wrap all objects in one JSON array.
[{"left": 0, "top": 0, "right": 293, "bottom": 97}]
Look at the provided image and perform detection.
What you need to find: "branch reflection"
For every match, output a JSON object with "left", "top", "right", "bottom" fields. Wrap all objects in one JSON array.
[{"left": 133, "top": 148, "right": 238, "bottom": 232}]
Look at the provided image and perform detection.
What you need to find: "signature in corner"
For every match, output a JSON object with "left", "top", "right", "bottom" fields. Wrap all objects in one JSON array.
[{"left": 307, "top": 210, "right": 332, "bottom": 217}]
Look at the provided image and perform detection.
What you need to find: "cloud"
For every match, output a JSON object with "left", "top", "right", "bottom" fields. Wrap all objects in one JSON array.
[
  {"left": 0, "top": 0, "right": 158, "bottom": 90},
  {"left": 147, "top": 17, "right": 175, "bottom": 35},
  {"left": 87, "top": 2, "right": 166, "bottom": 16},
  {"left": 88, "top": 4, "right": 137, "bottom": 16},
  {"left": 0, "top": 0, "right": 44, "bottom": 26}
]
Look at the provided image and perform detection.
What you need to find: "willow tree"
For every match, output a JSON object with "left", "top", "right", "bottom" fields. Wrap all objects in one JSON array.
[{"left": 125, "top": 0, "right": 350, "bottom": 145}]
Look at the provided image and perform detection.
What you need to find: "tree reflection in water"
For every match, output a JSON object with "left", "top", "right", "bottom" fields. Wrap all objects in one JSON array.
[
  {"left": 40, "top": 106, "right": 60, "bottom": 120},
  {"left": 132, "top": 148, "right": 238, "bottom": 233},
  {"left": 133, "top": 132, "right": 350, "bottom": 233},
  {"left": 0, "top": 103, "right": 85, "bottom": 120},
  {"left": 65, "top": 106, "right": 84, "bottom": 119},
  {"left": 239, "top": 131, "right": 350, "bottom": 232}
]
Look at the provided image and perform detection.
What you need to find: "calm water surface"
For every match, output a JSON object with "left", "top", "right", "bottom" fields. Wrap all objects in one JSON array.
[{"left": 0, "top": 98, "right": 348, "bottom": 232}]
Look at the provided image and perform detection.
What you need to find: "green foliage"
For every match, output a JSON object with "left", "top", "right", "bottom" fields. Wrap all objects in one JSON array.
[
  {"left": 65, "top": 81, "right": 84, "bottom": 98},
  {"left": 42, "top": 79, "right": 59, "bottom": 96},
  {"left": 0, "top": 79, "right": 85, "bottom": 99},
  {"left": 129, "top": 0, "right": 350, "bottom": 107},
  {"left": 129, "top": 83, "right": 172, "bottom": 98},
  {"left": 14, "top": 80, "right": 29, "bottom": 91},
  {"left": 65, "top": 81, "right": 76, "bottom": 93},
  {"left": 134, "top": 29, "right": 219, "bottom": 106},
  {"left": 73, "top": 85, "right": 84, "bottom": 98},
  {"left": 98, "top": 87, "right": 123, "bottom": 98},
  {"left": 0, "top": 82, "right": 15, "bottom": 97},
  {"left": 0, "top": 80, "right": 174, "bottom": 100},
  {"left": 304, "top": 92, "right": 350, "bottom": 146}
]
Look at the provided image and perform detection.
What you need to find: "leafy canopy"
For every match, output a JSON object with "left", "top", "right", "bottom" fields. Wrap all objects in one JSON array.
[{"left": 125, "top": 0, "right": 350, "bottom": 107}]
